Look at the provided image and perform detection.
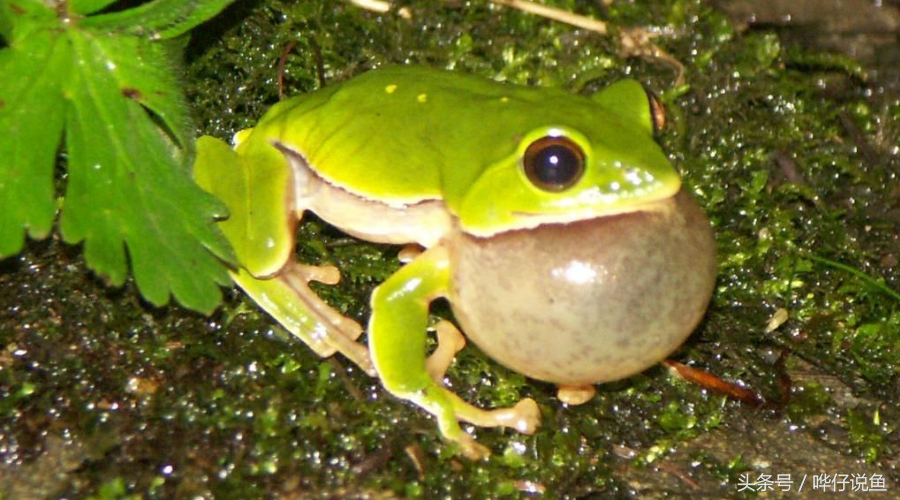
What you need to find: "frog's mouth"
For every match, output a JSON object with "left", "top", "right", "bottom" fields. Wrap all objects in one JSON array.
[
  {"left": 463, "top": 187, "right": 682, "bottom": 238},
  {"left": 274, "top": 141, "right": 453, "bottom": 248},
  {"left": 488, "top": 205, "right": 663, "bottom": 235}
]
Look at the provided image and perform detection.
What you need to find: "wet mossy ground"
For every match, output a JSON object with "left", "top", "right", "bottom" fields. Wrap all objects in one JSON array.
[{"left": 2, "top": 0, "right": 899, "bottom": 498}]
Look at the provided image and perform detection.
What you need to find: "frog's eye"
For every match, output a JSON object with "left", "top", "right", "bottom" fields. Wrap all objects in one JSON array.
[
  {"left": 523, "top": 136, "right": 585, "bottom": 192},
  {"left": 646, "top": 89, "right": 666, "bottom": 134}
]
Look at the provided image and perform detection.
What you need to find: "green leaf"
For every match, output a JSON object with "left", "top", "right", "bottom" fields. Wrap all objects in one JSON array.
[
  {"left": 82, "top": 0, "right": 238, "bottom": 39},
  {"left": 0, "top": 2, "right": 14, "bottom": 40},
  {"left": 60, "top": 28, "right": 234, "bottom": 313},
  {"left": 70, "top": 0, "right": 122, "bottom": 16},
  {"left": 105, "top": 37, "right": 193, "bottom": 153},
  {"left": 0, "top": 0, "right": 239, "bottom": 313},
  {"left": 0, "top": 1, "right": 69, "bottom": 256}
]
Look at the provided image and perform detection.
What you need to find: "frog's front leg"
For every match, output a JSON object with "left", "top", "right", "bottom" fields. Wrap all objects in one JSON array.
[
  {"left": 369, "top": 244, "right": 540, "bottom": 459},
  {"left": 425, "top": 320, "right": 466, "bottom": 382},
  {"left": 194, "top": 135, "right": 374, "bottom": 375}
]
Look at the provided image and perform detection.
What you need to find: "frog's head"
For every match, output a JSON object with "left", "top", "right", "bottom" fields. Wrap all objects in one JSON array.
[{"left": 458, "top": 79, "right": 681, "bottom": 237}]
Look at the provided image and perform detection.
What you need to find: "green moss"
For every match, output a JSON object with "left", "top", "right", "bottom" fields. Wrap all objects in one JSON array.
[
  {"left": 85, "top": 478, "right": 143, "bottom": 500},
  {"left": 3, "top": 0, "right": 899, "bottom": 498}
]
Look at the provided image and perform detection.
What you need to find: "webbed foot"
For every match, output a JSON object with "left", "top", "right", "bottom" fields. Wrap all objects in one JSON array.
[{"left": 233, "top": 262, "right": 375, "bottom": 376}]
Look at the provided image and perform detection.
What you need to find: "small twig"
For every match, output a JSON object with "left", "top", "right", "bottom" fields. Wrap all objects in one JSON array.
[
  {"left": 348, "top": 0, "right": 610, "bottom": 32},
  {"left": 838, "top": 111, "right": 879, "bottom": 166},
  {"left": 327, "top": 357, "right": 365, "bottom": 401},
  {"left": 512, "top": 480, "right": 547, "bottom": 494},
  {"left": 664, "top": 359, "right": 766, "bottom": 406},
  {"left": 351, "top": 442, "right": 394, "bottom": 475},
  {"left": 491, "top": 0, "right": 608, "bottom": 34},
  {"left": 618, "top": 26, "right": 684, "bottom": 85},
  {"left": 773, "top": 349, "right": 792, "bottom": 408},
  {"left": 277, "top": 40, "right": 298, "bottom": 100},
  {"left": 657, "top": 461, "right": 701, "bottom": 489},
  {"left": 311, "top": 40, "right": 326, "bottom": 88},
  {"left": 348, "top": 0, "right": 684, "bottom": 84},
  {"left": 492, "top": 0, "right": 684, "bottom": 83},
  {"left": 404, "top": 444, "right": 427, "bottom": 480},
  {"left": 347, "top": 0, "right": 411, "bottom": 19}
]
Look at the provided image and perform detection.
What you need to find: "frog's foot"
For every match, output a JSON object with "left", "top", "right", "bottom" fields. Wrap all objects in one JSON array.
[
  {"left": 426, "top": 320, "right": 467, "bottom": 382},
  {"left": 233, "top": 262, "right": 375, "bottom": 376},
  {"left": 451, "top": 394, "right": 541, "bottom": 434},
  {"left": 447, "top": 430, "right": 491, "bottom": 461},
  {"left": 286, "top": 262, "right": 364, "bottom": 342},
  {"left": 557, "top": 384, "right": 596, "bottom": 405},
  {"left": 414, "top": 322, "right": 540, "bottom": 458},
  {"left": 407, "top": 387, "right": 540, "bottom": 460},
  {"left": 279, "top": 262, "right": 373, "bottom": 373},
  {"left": 423, "top": 320, "right": 540, "bottom": 434}
]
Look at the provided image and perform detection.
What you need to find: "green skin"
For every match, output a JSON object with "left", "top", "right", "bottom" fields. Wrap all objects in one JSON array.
[{"left": 193, "top": 65, "right": 715, "bottom": 459}]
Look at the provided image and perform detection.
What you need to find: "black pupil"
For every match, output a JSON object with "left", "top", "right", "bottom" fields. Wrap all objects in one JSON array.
[{"left": 531, "top": 144, "right": 580, "bottom": 186}]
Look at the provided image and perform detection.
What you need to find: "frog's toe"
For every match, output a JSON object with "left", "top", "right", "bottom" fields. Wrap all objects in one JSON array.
[
  {"left": 511, "top": 398, "right": 541, "bottom": 434},
  {"left": 556, "top": 384, "right": 597, "bottom": 405},
  {"left": 264, "top": 263, "right": 373, "bottom": 374},
  {"left": 301, "top": 264, "right": 341, "bottom": 285},
  {"left": 446, "top": 393, "right": 542, "bottom": 434},
  {"left": 456, "top": 437, "right": 491, "bottom": 461}
]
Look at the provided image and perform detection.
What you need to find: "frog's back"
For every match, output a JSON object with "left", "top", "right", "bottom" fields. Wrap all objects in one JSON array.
[{"left": 252, "top": 66, "right": 640, "bottom": 210}]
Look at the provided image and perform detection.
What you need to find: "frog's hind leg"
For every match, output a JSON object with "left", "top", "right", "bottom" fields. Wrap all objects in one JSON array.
[
  {"left": 370, "top": 245, "right": 541, "bottom": 459},
  {"left": 284, "top": 262, "right": 369, "bottom": 340},
  {"left": 232, "top": 262, "right": 375, "bottom": 376},
  {"left": 194, "top": 136, "right": 373, "bottom": 375}
]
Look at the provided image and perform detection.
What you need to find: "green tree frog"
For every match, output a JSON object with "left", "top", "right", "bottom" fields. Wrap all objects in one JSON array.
[{"left": 193, "top": 65, "right": 717, "bottom": 459}]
